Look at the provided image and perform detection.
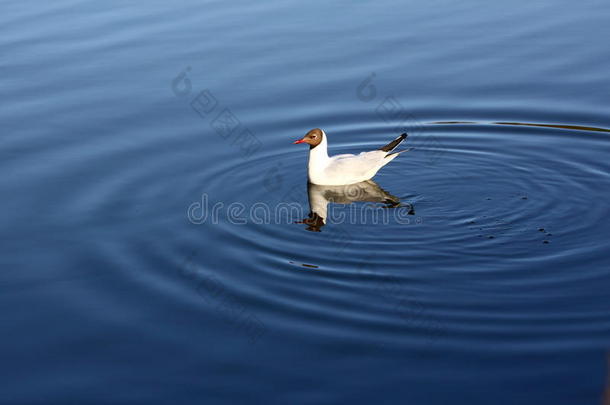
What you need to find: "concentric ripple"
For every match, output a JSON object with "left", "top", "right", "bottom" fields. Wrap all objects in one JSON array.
[
  {"left": 3, "top": 0, "right": 610, "bottom": 402},
  {"left": 162, "top": 119, "right": 610, "bottom": 355}
]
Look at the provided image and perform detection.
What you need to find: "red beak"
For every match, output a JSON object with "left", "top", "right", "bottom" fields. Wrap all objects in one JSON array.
[{"left": 293, "top": 139, "right": 306, "bottom": 144}]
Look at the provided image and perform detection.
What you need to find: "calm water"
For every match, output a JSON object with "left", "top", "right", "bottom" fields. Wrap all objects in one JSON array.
[{"left": 2, "top": 1, "right": 610, "bottom": 403}]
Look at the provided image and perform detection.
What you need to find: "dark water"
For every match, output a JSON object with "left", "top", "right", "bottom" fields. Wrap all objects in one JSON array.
[{"left": 2, "top": 1, "right": 610, "bottom": 403}]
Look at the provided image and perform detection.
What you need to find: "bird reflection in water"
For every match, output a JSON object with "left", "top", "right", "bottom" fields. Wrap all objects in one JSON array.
[{"left": 297, "top": 180, "right": 413, "bottom": 232}]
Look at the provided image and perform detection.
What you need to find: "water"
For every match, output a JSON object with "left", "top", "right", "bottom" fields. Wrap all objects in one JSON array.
[{"left": 1, "top": 1, "right": 610, "bottom": 403}]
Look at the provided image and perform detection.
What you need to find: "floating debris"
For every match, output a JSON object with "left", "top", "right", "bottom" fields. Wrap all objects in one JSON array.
[{"left": 288, "top": 261, "right": 319, "bottom": 269}]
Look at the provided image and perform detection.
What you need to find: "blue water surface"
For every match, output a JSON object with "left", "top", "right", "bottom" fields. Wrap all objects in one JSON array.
[{"left": 1, "top": 1, "right": 610, "bottom": 404}]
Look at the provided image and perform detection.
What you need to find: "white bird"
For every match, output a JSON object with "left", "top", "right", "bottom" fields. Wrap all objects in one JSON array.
[{"left": 293, "top": 128, "right": 408, "bottom": 185}]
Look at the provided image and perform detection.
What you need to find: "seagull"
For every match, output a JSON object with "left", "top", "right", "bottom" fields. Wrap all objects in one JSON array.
[{"left": 293, "top": 128, "right": 408, "bottom": 185}]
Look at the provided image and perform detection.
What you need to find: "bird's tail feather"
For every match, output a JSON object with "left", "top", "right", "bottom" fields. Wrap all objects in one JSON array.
[
  {"left": 386, "top": 147, "right": 411, "bottom": 158},
  {"left": 379, "top": 133, "right": 408, "bottom": 153}
]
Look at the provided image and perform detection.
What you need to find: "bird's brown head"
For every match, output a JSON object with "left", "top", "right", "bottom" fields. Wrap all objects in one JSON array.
[{"left": 293, "top": 128, "right": 324, "bottom": 149}]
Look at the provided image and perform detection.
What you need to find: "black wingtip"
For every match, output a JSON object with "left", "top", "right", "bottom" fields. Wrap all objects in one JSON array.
[{"left": 379, "top": 133, "right": 408, "bottom": 152}]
